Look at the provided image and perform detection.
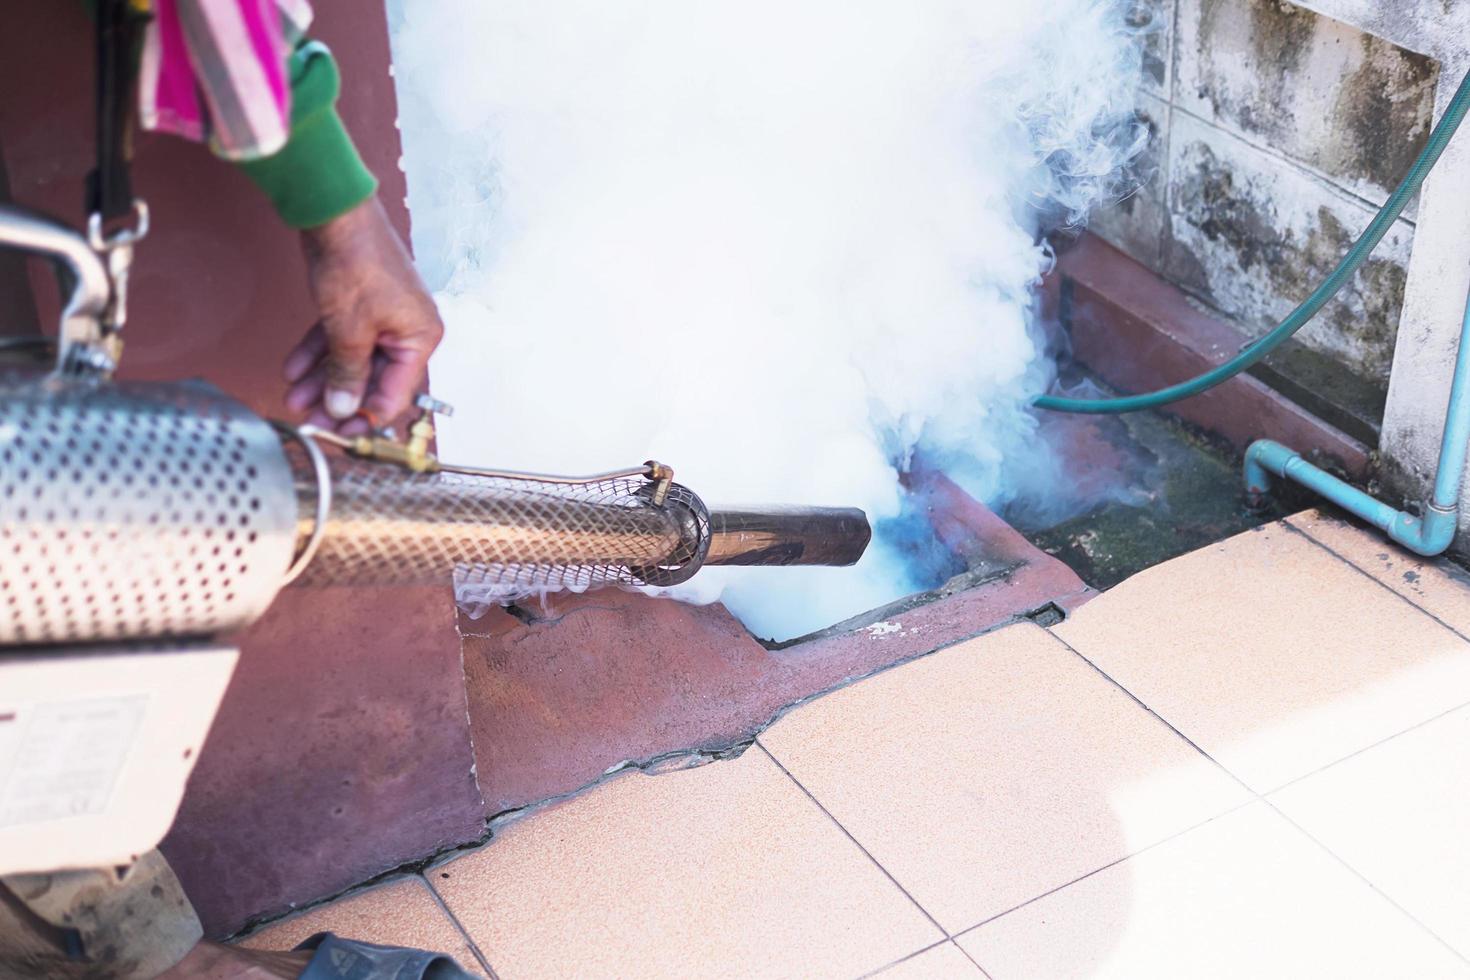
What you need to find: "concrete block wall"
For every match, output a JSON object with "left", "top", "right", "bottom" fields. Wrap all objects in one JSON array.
[
  {"left": 1092, "top": 0, "right": 1442, "bottom": 419},
  {"left": 1094, "top": 0, "right": 1470, "bottom": 546}
]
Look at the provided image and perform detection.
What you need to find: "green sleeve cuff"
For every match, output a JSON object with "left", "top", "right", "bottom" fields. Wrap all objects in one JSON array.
[{"left": 236, "top": 42, "right": 378, "bottom": 229}]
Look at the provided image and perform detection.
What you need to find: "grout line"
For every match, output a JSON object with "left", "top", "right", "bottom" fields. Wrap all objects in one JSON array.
[
  {"left": 855, "top": 939, "right": 995, "bottom": 980},
  {"left": 1155, "top": 98, "right": 1174, "bottom": 271},
  {"left": 1052, "top": 531, "right": 1470, "bottom": 798},
  {"left": 1044, "top": 630, "right": 1255, "bottom": 796},
  {"left": 770, "top": 625, "right": 1252, "bottom": 969},
  {"left": 1281, "top": 519, "right": 1470, "bottom": 648},
  {"left": 1167, "top": 0, "right": 1179, "bottom": 105},
  {"left": 755, "top": 742, "right": 950, "bottom": 939},
  {"left": 769, "top": 623, "right": 1257, "bottom": 966},
  {"left": 948, "top": 799, "right": 1256, "bottom": 941},
  {"left": 770, "top": 624, "right": 1255, "bottom": 957},
  {"left": 1263, "top": 695, "right": 1470, "bottom": 796},
  {"left": 1168, "top": 103, "right": 1417, "bottom": 226},
  {"left": 1050, "top": 571, "right": 1470, "bottom": 965},
  {"left": 853, "top": 938, "right": 952, "bottom": 979},
  {"left": 943, "top": 791, "right": 1470, "bottom": 973},
  {"left": 1260, "top": 798, "right": 1470, "bottom": 967},
  {"left": 1156, "top": 0, "right": 1178, "bottom": 273},
  {"left": 1259, "top": 522, "right": 1470, "bottom": 787},
  {"left": 1054, "top": 602, "right": 1470, "bottom": 801},
  {"left": 953, "top": 939, "right": 994, "bottom": 979},
  {"left": 420, "top": 873, "right": 502, "bottom": 980}
]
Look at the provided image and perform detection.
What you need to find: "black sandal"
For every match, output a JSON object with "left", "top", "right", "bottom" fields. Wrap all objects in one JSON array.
[{"left": 295, "top": 932, "right": 482, "bottom": 979}]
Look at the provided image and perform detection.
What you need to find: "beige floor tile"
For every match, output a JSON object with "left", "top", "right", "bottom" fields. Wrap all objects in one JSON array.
[
  {"left": 956, "top": 803, "right": 1470, "bottom": 980},
  {"left": 237, "top": 875, "right": 483, "bottom": 973},
  {"left": 432, "top": 748, "right": 941, "bottom": 980},
  {"left": 1288, "top": 509, "right": 1470, "bottom": 636},
  {"left": 1052, "top": 521, "right": 1470, "bottom": 791},
  {"left": 759, "top": 623, "right": 1248, "bottom": 934},
  {"left": 874, "top": 941, "right": 986, "bottom": 979},
  {"left": 1271, "top": 703, "right": 1470, "bottom": 958}
]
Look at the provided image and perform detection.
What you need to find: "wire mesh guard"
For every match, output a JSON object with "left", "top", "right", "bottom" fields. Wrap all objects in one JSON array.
[
  {"left": 291, "top": 454, "right": 711, "bottom": 596},
  {"left": 0, "top": 375, "right": 298, "bottom": 644}
]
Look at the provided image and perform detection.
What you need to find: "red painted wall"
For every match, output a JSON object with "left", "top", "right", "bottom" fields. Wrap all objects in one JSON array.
[{"left": 0, "top": 2, "right": 486, "bottom": 935}]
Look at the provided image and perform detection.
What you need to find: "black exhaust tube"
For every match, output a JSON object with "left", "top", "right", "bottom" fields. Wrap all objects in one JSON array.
[{"left": 705, "top": 507, "right": 871, "bottom": 568}]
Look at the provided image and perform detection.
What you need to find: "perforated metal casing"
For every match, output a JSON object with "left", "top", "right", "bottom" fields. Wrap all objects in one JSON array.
[{"left": 0, "top": 375, "right": 297, "bottom": 644}]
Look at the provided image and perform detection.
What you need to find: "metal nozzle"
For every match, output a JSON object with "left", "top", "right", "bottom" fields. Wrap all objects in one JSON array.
[{"left": 705, "top": 507, "right": 872, "bottom": 567}]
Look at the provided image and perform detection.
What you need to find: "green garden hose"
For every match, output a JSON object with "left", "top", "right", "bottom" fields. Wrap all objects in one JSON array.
[{"left": 1035, "top": 66, "right": 1470, "bottom": 414}]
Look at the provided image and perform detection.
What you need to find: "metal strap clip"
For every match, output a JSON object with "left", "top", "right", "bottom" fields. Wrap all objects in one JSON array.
[{"left": 86, "top": 199, "right": 150, "bottom": 366}]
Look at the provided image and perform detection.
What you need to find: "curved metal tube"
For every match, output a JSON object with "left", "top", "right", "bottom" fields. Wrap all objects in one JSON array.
[
  {"left": 275, "top": 421, "right": 335, "bottom": 585},
  {"left": 0, "top": 204, "right": 110, "bottom": 369}
]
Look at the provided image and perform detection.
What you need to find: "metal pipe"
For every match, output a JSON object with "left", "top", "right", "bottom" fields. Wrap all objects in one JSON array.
[
  {"left": 0, "top": 205, "right": 110, "bottom": 368},
  {"left": 300, "top": 426, "right": 661, "bottom": 486},
  {"left": 292, "top": 460, "right": 875, "bottom": 585},
  {"left": 1244, "top": 279, "right": 1470, "bottom": 557},
  {"left": 437, "top": 461, "right": 658, "bottom": 485},
  {"left": 292, "top": 462, "right": 691, "bottom": 586},
  {"left": 1431, "top": 297, "right": 1470, "bottom": 512},
  {"left": 704, "top": 507, "right": 872, "bottom": 567}
]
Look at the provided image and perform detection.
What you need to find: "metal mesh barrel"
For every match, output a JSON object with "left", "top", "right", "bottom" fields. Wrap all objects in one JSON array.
[{"left": 292, "top": 456, "right": 709, "bottom": 591}]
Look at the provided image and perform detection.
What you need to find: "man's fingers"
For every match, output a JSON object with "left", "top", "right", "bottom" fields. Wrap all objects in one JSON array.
[
  {"left": 287, "top": 344, "right": 411, "bottom": 434},
  {"left": 340, "top": 356, "right": 390, "bottom": 436},
  {"left": 283, "top": 323, "right": 329, "bottom": 383},
  {"left": 362, "top": 344, "right": 433, "bottom": 426},
  {"left": 285, "top": 364, "right": 327, "bottom": 414},
  {"left": 322, "top": 327, "right": 376, "bottom": 420},
  {"left": 293, "top": 194, "right": 447, "bottom": 428},
  {"left": 338, "top": 415, "right": 373, "bottom": 438}
]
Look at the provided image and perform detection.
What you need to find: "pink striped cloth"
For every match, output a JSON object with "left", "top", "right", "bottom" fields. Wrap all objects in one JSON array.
[{"left": 137, "top": 0, "right": 314, "bottom": 161}]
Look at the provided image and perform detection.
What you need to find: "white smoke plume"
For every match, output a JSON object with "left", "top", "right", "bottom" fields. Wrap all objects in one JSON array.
[{"left": 388, "top": 1, "right": 1148, "bottom": 640}]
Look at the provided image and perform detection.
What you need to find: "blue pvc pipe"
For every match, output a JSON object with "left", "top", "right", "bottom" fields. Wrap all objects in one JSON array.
[
  {"left": 1430, "top": 291, "right": 1470, "bottom": 511},
  {"left": 1244, "top": 282, "right": 1470, "bottom": 558}
]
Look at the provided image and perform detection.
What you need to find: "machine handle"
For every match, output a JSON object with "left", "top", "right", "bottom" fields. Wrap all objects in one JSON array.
[{"left": 0, "top": 204, "right": 111, "bottom": 373}]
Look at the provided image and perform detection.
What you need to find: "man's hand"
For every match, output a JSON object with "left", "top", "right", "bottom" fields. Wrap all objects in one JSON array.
[{"left": 283, "top": 197, "right": 444, "bottom": 434}]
